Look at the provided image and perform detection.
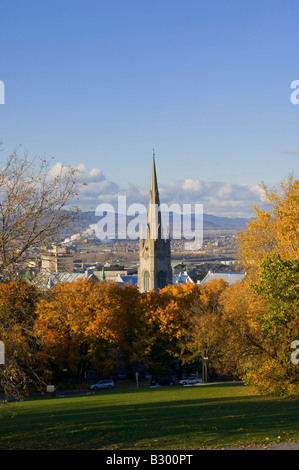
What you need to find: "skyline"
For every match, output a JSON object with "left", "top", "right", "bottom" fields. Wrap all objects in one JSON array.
[{"left": 0, "top": 0, "right": 298, "bottom": 217}]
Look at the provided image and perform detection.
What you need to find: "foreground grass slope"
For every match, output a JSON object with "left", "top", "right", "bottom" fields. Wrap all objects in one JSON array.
[{"left": 0, "top": 384, "right": 298, "bottom": 450}]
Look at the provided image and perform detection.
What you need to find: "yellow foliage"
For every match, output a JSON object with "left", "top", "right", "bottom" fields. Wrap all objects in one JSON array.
[{"left": 237, "top": 175, "right": 299, "bottom": 271}]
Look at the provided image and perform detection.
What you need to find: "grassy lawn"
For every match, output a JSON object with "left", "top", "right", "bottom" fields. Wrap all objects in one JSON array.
[{"left": 0, "top": 383, "right": 298, "bottom": 450}]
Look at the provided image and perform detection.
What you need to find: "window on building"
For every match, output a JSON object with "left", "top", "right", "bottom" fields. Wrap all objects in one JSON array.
[
  {"left": 144, "top": 270, "right": 150, "bottom": 291},
  {"left": 158, "top": 270, "right": 166, "bottom": 289}
]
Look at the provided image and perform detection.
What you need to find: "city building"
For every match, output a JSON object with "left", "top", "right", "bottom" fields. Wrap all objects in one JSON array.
[{"left": 40, "top": 246, "right": 73, "bottom": 273}]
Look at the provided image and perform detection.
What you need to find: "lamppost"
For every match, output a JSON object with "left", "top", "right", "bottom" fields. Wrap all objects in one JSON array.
[{"left": 202, "top": 350, "right": 208, "bottom": 383}]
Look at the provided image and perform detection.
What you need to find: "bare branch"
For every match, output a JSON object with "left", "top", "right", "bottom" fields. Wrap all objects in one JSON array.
[{"left": 0, "top": 147, "right": 84, "bottom": 275}]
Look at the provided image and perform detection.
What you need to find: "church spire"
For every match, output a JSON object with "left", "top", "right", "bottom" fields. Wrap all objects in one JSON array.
[
  {"left": 149, "top": 149, "right": 160, "bottom": 206},
  {"left": 138, "top": 151, "right": 172, "bottom": 293},
  {"left": 147, "top": 150, "right": 161, "bottom": 240}
]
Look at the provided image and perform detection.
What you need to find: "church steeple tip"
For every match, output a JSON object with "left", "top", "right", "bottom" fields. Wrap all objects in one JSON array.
[{"left": 150, "top": 149, "right": 159, "bottom": 206}]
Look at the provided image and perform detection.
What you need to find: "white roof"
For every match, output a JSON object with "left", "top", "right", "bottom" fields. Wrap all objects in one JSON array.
[
  {"left": 33, "top": 271, "right": 96, "bottom": 289},
  {"left": 172, "top": 272, "right": 194, "bottom": 285},
  {"left": 200, "top": 271, "right": 246, "bottom": 286}
]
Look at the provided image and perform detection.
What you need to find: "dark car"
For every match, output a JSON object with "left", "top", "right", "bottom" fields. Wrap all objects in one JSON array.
[{"left": 151, "top": 376, "right": 175, "bottom": 386}]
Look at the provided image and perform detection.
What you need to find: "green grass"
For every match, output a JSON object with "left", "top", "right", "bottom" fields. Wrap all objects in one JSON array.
[{"left": 0, "top": 383, "right": 298, "bottom": 450}]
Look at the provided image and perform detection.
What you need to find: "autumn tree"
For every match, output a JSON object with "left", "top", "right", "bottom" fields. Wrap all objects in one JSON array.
[
  {"left": 227, "top": 175, "right": 299, "bottom": 395},
  {"left": 178, "top": 279, "right": 228, "bottom": 381},
  {"left": 0, "top": 145, "right": 82, "bottom": 275},
  {"left": 35, "top": 280, "right": 151, "bottom": 381},
  {"left": 237, "top": 175, "right": 299, "bottom": 273},
  {"left": 142, "top": 283, "right": 201, "bottom": 375},
  {"left": 0, "top": 145, "right": 83, "bottom": 398},
  {"left": 0, "top": 281, "right": 44, "bottom": 399},
  {"left": 248, "top": 254, "right": 299, "bottom": 395},
  {"left": 34, "top": 279, "right": 94, "bottom": 383},
  {"left": 219, "top": 260, "right": 298, "bottom": 396},
  {"left": 86, "top": 282, "right": 151, "bottom": 377},
  {"left": 218, "top": 278, "right": 267, "bottom": 382}
]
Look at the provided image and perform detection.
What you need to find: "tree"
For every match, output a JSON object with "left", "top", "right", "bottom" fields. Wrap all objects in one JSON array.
[
  {"left": 218, "top": 278, "right": 267, "bottom": 381},
  {"left": 178, "top": 279, "right": 228, "bottom": 381},
  {"left": 0, "top": 281, "right": 44, "bottom": 399},
  {"left": 249, "top": 254, "right": 299, "bottom": 395},
  {"left": 237, "top": 175, "right": 299, "bottom": 272},
  {"left": 218, "top": 255, "right": 299, "bottom": 396},
  {"left": 87, "top": 282, "right": 150, "bottom": 377},
  {"left": 142, "top": 283, "right": 201, "bottom": 375},
  {"left": 35, "top": 280, "right": 151, "bottom": 381},
  {"left": 0, "top": 145, "right": 82, "bottom": 399},
  {"left": 0, "top": 145, "right": 82, "bottom": 274},
  {"left": 235, "top": 175, "right": 299, "bottom": 394},
  {"left": 34, "top": 279, "right": 94, "bottom": 383}
]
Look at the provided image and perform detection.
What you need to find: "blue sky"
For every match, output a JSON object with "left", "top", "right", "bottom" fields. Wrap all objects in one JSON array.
[{"left": 0, "top": 0, "right": 298, "bottom": 217}]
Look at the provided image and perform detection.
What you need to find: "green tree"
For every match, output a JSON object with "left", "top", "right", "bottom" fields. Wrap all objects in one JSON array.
[{"left": 248, "top": 253, "right": 299, "bottom": 395}]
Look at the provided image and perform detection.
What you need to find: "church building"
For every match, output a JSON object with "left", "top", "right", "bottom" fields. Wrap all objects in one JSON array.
[{"left": 137, "top": 152, "right": 172, "bottom": 293}]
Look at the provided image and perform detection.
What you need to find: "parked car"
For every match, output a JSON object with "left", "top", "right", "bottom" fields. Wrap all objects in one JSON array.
[
  {"left": 151, "top": 376, "right": 176, "bottom": 386},
  {"left": 179, "top": 376, "right": 200, "bottom": 385},
  {"left": 89, "top": 379, "right": 115, "bottom": 390}
]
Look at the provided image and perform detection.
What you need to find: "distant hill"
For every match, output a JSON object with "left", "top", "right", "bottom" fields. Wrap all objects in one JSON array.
[
  {"left": 76, "top": 211, "right": 250, "bottom": 231},
  {"left": 203, "top": 214, "right": 250, "bottom": 228},
  {"left": 59, "top": 210, "right": 251, "bottom": 244}
]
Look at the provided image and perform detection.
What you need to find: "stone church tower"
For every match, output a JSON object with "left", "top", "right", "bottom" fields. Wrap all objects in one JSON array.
[{"left": 138, "top": 152, "right": 172, "bottom": 292}]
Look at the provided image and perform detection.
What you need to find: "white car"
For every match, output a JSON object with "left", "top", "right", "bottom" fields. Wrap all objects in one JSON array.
[
  {"left": 179, "top": 376, "right": 200, "bottom": 385},
  {"left": 89, "top": 379, "right": 114, "bottom": 390}
]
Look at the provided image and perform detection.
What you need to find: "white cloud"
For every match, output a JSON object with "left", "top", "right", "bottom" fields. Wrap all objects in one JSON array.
[
  {"left": 182, "top": 179, "right": 202, "bottom": 192},
  {"left": 58, "top": 162, "right": 266, "bottom": 218}
]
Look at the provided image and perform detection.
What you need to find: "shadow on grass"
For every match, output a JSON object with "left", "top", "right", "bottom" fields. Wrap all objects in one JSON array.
[{"left": 0, "top": 385, "right": 298, "bottom": 450}]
